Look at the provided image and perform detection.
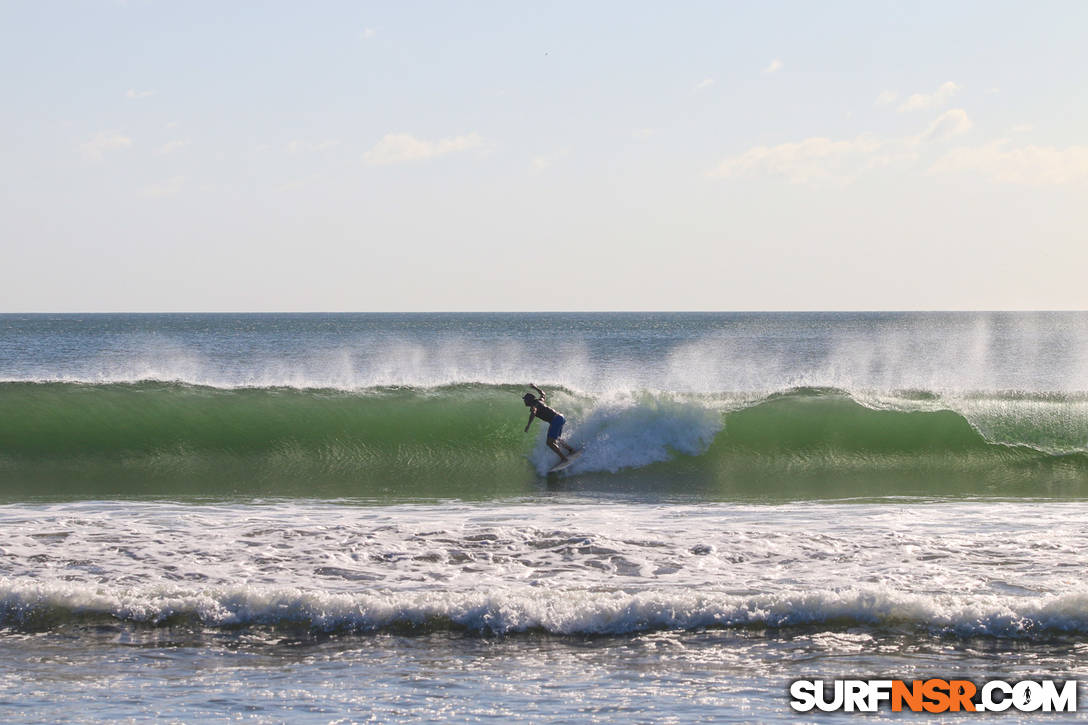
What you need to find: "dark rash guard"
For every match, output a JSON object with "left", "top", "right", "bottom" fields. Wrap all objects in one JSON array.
[{"left": 532, "top": 401, "right": 558, "bottom": 423}]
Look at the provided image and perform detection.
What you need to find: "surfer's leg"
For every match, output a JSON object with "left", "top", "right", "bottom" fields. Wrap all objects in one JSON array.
[
  {"left": 547, "top": 438, "right": 568, "bottom": 463},
  {"left": 559, "top": 439, "right": 576, "bottom": 453}
]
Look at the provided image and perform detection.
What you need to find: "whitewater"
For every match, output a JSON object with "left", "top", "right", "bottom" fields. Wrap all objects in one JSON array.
[{"left": 1, "top": 312, "right": 1087, "bottom": 722}]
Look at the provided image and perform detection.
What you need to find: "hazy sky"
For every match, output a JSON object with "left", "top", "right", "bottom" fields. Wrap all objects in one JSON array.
[{"left": 2, "top": 1, "right": 1086, "bottom": 311}]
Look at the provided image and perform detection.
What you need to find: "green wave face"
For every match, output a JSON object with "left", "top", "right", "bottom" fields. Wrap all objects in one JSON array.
[
  {"left": 722, "top": 390, "right": 990, "bottom": 452},
  {"left": 0, "top": 382, "right": 537, "bottom": 500},
  {"left": 1, "top": 383, "right": 1085, "bottom": 501},
  {"left": 698, "top": 390, "right": 1088, "bottom": 500}
]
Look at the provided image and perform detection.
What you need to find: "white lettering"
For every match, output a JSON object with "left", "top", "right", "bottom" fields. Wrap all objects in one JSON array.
[
  {"left": 789, "top": 680, "right": 817, "bottom": 712},
  {"left": 1013, "top": 681, "right": 1043, "bottom": 712},
  {"left": 815, "top": 680, "right": 844, "bottom": 712},
  {"left": 844, "top": 680, "right": 868, "bottom": 712},
  {"left": 868, "top": 680, "right": 893, "bottom": 710},
  {"left": 1041, "top": 680, "right": 1077, "bottom": 712},
  {"left": 981, "top": 681, "right": 1012, "bottom": 712},
  {"left": 791, "top": 678, "right": 1078, "bottom": 713}
]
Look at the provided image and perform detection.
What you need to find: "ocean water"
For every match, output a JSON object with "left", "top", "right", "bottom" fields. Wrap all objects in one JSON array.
[{"left": 1, "top": 312, "right": 1087, "bottom": 722}]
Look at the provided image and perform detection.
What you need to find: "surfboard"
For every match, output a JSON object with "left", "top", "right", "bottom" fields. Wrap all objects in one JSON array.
[{"left": 548, "top": 449, "right": 582, "bottom": 474}]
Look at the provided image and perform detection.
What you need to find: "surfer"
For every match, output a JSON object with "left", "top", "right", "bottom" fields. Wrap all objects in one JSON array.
[{"left": 523, "top": 384, "right": 577, "bottom": 464}]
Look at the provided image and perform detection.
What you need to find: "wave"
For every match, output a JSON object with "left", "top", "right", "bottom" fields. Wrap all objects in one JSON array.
[
  {"left": 4, "top": 579, "right": 1088, "bottom": 638},
  {"left": 1, "top": 382, "right": 1085, "bottom": 499}
]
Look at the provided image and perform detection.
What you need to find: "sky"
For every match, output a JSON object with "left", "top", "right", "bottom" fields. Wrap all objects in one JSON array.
[{"left": 1, "top": 0, "right": 1086, "bottom": 312}]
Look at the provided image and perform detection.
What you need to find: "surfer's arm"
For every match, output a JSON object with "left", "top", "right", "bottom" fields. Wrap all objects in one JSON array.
[
  {"left": 530, "top": 384, "right": 545, "bottom": 400},
  {"left": 524, "top": 409, "right": 536, "bottom": 432}
]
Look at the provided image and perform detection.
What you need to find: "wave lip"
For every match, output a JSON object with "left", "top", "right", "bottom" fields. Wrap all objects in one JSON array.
[{"left": 4, "top": 580, "right": 1088, "bottom": 638}]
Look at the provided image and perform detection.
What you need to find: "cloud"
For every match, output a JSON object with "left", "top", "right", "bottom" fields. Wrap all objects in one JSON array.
[
  {"left": 125, "top": 88, "right": 156, "bottom": 100},
  {"left": 898, "top": 81, "right": 960, "bottom": 112},
  {"left": 919, "top": 108, "right": 973, "bottom": 142},
  {"left": 708, "top": 134, "right": 884, "bottom": 185},
  {"left": 155, "top": 138, "right": 191, "bottom": 156},
  {"left": 362, "top": 27, "right": 376, "bottom": 40},
  {"left": 363, "top": 133, "right": 484, "bottom": 165},
  {"left": 763, "top": 59, "right": 783, "bottom": 74},
  {"left": 874, "top": 90, "right": 898, "bottom": 106},
  {"left": 930, "top": 141, "right": 1088, "bottom": 185},
  {"left": 140, "top": 176, "right": 185, "bottom": 198},
  {"left": 708, "top": 109, "right": 973, "bottom": 185},
  {"left": 631, "top": 128, "right": 657, "bottom": 141},
  {"left": 693, "top": 78, "right": 715, "bottom": 92},
  {"left": 80, "top": 132, "right": 132, "bottom": 161}
]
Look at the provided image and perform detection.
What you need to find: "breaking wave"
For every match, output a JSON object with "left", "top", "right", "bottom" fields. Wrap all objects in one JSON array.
[
  {"left": 4, "top": 580, "right": 1088, "bottom": 638},
  {"left": 0, "top": 382, "right": 1085, "bottom": 498}
]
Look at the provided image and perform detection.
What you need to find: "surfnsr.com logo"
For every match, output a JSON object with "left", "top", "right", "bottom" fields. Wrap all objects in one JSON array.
[{"left": 790, "top": 679, "right": 1078, "bottom": 713}]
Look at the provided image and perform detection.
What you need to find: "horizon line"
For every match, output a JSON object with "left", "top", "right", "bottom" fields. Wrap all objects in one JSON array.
[{"left": 2, "top": 309, "right": 1087, "bottom": 315}]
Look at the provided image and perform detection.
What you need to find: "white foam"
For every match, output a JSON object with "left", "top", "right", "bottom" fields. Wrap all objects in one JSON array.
[
  {"left": 3, "top": 500, "right": 1088, "bottom": 635},
  {"left": 529, "top": 394, "right": 725, "bottom": 475},
  {"left": 5, "top": 579, "right": 1088, "bottom": 637}
]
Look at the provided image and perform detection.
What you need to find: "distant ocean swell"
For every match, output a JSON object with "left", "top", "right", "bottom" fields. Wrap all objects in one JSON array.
[
  {"left": 1, "top": 381, "right": 1085, "bottom": 496},
  {"left": 4, "top": 580, "right": 1088, "bottom": 638}
]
